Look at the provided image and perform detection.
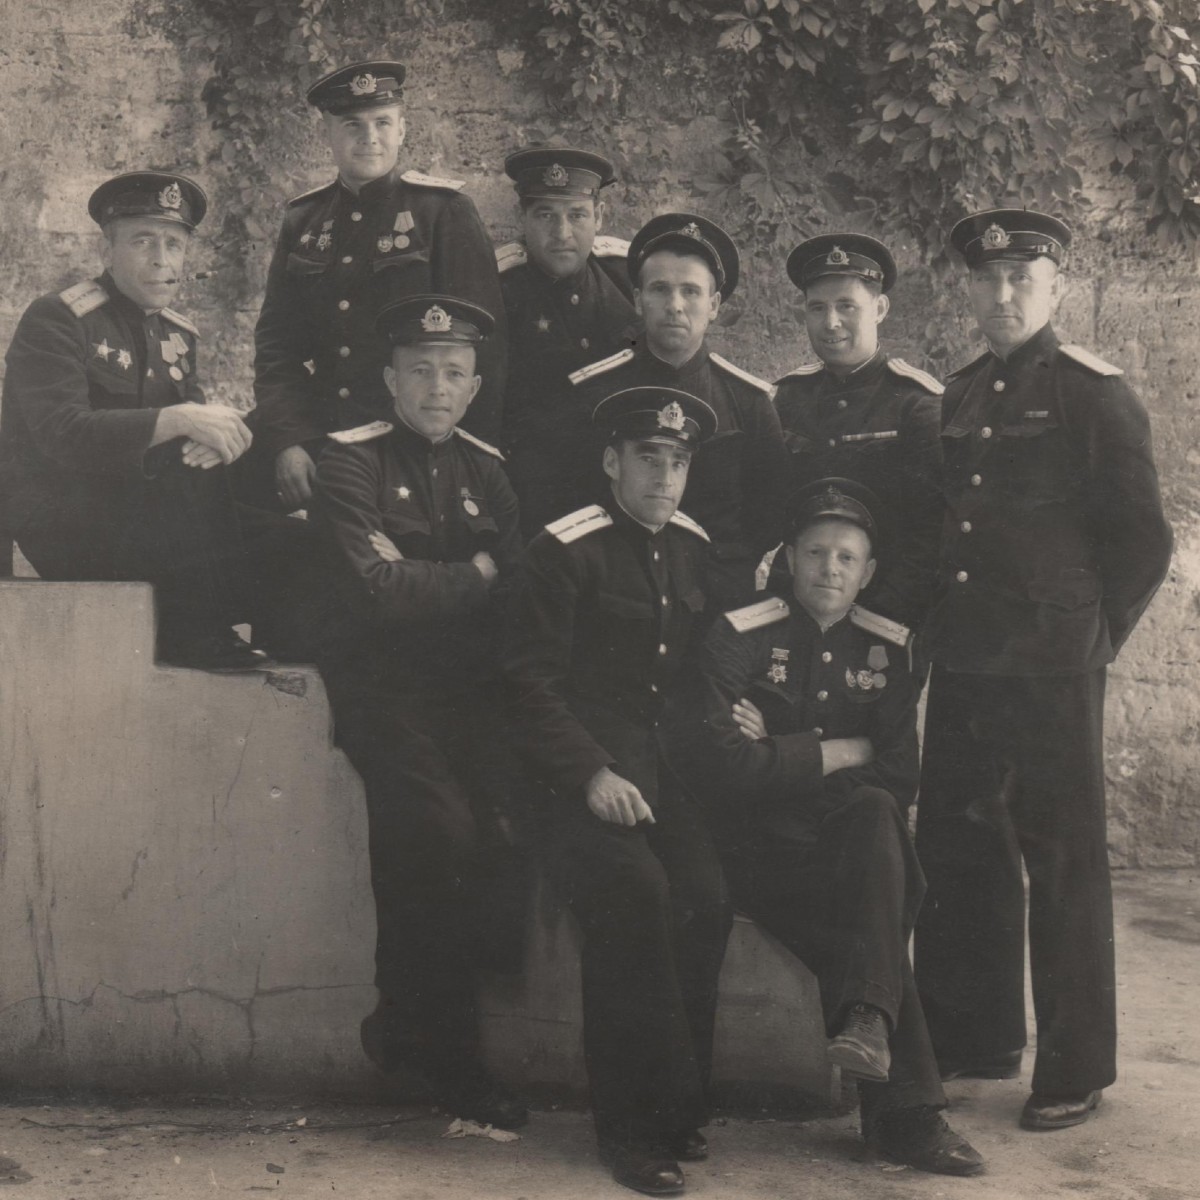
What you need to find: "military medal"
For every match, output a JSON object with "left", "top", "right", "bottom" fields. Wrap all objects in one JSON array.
[
  {"left": 461, "top": 488, "right": 480, "bottom": 517},
  {"left": 168, "top": 365, "right": 183, "bottom": 381},
  {"left": 857, "top": 669, "right": 875, "bottom": 690},
  {"left": 93, "top": 339, "right": 113, "bottom": 361},
  {"left": 395, "top": 486, "right": 411, "bottom": 500},
  {"left": 393, "top": 234, "right": 410, "bottom": 249},
  {"left": 160, "top": 339, "right": 178, "bottom": 364},
  {"left": 872, "top": 673, "right": 887, "bottom": 689},
  {"left": 867, "top": 645, "right": 888, "bottom": 671},
  {"left": 535, "top": 315, "right": 551, "bottom": 333},
  {"left": 393, "top": 211, "right": 413, "bottom": 249},
  {"left": 116, "top": 349, "right": 132, "bottom": 370},
  {"left": 316, "top": 218, "right": 334, "bottom": 252},
  {"left": 767, "top": 647, "right": 789, "bottom": 684},
  {"left": 377, "top": 234, "right": 394, "bottom": 254}
]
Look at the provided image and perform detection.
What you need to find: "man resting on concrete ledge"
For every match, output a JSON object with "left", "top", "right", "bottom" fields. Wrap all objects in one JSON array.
[
  {"left": 667, "top": 480, "right": 983, "bottom": 1177},
  {"left": 502, "top": 387, "right": 733, "bottom": 1196},
  {"left": 0, "top": 172, "right": 270, "bottom": 670},
  {"left": 308, "top": 295, "right": 527, "bottom": 1130}
]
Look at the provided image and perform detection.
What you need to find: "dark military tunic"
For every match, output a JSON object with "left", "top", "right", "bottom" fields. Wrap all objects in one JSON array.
[
  {"left": 914, "top": 324, "right": 1173, "bottom": 1097},
  {"left": 252, "top": 166, "right": 506, "bottom": 462},
  {"left": 0, "top": 272, "right": 248, "bottom": 639},
  {"left": 774, "top": 350, "right": 943, "bottom": 628},
  {"left": 502, "top": 502, "right": 731, "bottom": 1147},
  {"left": 668, "top": 594, "right": 943, "bottom": 1115},
  {"left": 309, "top": 419, "right": 523, "bottom": 1082},
  {"left": 496, "top": 238, "right": 637, "bottom": 539},
  {"left": 572, "top": 341, "right": 789, "bottom": 611}
]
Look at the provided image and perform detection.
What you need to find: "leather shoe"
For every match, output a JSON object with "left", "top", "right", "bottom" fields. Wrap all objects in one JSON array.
[
  {"left": 665, "top": 1129, "right": 707, "bottom": 1162},
  {"left": 827, "top": 1003, "right": 891, "bottom": 1081},
  {"left": 939, "top": 1048, "right": 1023, "bottom": 1081},
  {"left": 600, "top": 1144, "right": 685, "bottom": 1196},
  {"left": 159, "top": 628, "right": 273, "bottom": 672},
  {"left": 1020, "top": 1089, "right": 1102, "bottom": 1131},
  {"left": 866, "top": 1105, "right": 985, "bottom": 1176}
]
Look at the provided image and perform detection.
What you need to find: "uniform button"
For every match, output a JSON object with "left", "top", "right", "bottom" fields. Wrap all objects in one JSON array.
[
  {"left": 581, "top": 337, "right": 589, "bottom": 349},
  {"left": 650, "top": 683, "right": 659, "bottom": 693},
  {"left": 339, "top": 345, "right": 350, "bottom": 357},
  {"left": 960, "top": 520, "right": 972, "bottom": 533},
  {"left": 350, "top": 211, "right": 362, "bottom": 222},
  {"left": 970, "top": 473, "right": 982, "bottom": 486},
  {"left": 813, "top": 727, "right": 823, "bottom": 737},
  {"left": 338, "top": 387, "right": 351, "bottom": 399},
  {"left": 431, "top": 467, "right": 438, "bottom": 478},
  {"left": 817, "top": 690, "right": 829, "bottom": 702},
  {"left": 837, "top": 399, "right": 847, "bottom": 409},
  {"left": 956, "top": 570, "right": 969, "bottom": 583},
  {"left": 822, "top": 651, "right": 832, "bottom": 663},
  {"left": 658, "top": 643, "right": 668, "bottom": 656},
  {"left": 993, "top": 379, "right": 1006, "bottom": 392},
  {"left": 828, "top": 438, "right": 837, "bottom": 447},
  {"left": 146, "top": 368, "right": 155, "bottom": 379},
  {"left": 653, "top": 550, "right": 660, "bottom": 562},
  {"left": 341, "top": 255, "right": 353, "bottom": 264},
  {"left": 338, "top": 300, "right": 350, "bottom": 311},
  {"left": 662, "top": 596, "right": 670, "bottom": 606},
  {"left": 981, "top": 426, "right": 993, "bottom": 438},
  {"left": 570, "top": 294, "right": 580, "bottom": 305}
]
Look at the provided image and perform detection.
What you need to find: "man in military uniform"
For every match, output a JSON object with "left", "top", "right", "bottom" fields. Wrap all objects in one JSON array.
[
  {"left": 0, "top": 171, "right": 270, "bottom": 670},
  {"left": 252, "top": 60, "right": 505, "bottom": 512},
  {"left": 570, "top": 213, "right": 789, "bottom": 613},
  {"left": 773, "top": 234, "right": 942, "bottom": 630},
  {"left": 502, "top": 388, "right": 732, "bottom": 1196},
  {"left": 496, "top": 145, "right": 638, "bottom": 539},
  {"left": 308, "top": 295, "right": 525, "bottom": 1128},
  {"left": 914, "top": 210, "right": 1173, "bottom": 1131},
  {"left": 667, "top": 481, "right": 983, "bottom": 1176}
]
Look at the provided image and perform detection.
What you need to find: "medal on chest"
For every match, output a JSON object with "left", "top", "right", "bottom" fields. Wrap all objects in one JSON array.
[
  {"left": 460, "top": 487, "right": 480, "bottom": 517},
  {"left": 846, "top": 663, "right": 887, "bottom": 691},
  {"left": 394, "top": 486, "right": 411, "bottom": 501},
  {"left": 767, "top": 647, "right": 789, "bottom": 684}
]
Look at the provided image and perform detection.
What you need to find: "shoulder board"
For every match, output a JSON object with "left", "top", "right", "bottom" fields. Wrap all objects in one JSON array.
[
  {"left": 946, "top": 350, "right": 990, "bottom": 381},
  {"left": 886, "top": 357, "right": 943, "bottom": 395},
  {"left": 327, "top": 420, "right": 393, "bottom": 445},
  {"left": 849, "top": 604, "right": 910, "bottom": 647},
  {"left": 58, "top": 280, "right": 108, "bottom": 318},
  {"left": 668, "top": 510, "right": 710, "bottom": 542},
  {"left": 545, "top": 504, "right": 613, "bottom": 545},
  {"left": 401, "top": 169, "right": 465, "bottom": 192},
  {"left": 287, "top": 181, "right": 336, "bottom": 208},
  {"left": 569, "top": 347, "right": 635, "bottom": 385},
  {"left": 593, "top": 235, "right": 630, "bottom": 259},
  {"left": 454, "top": 426, "right": 505, "bottom": 460},
  {"left": 778, "top": 361, "right": 824, "bottom": 380},
  {"left": 724, "top": 596, "right": 789, "bottom": 634},
  {"left": 1058, "top": 344, "right": 1123, "bottom": 376},
  {"left": 495, "top": 241, "right": 527, "bottom": 272},
  {"left": 159, "top": 307, "right": 199, "bottom": 338},
  {"left": 709, "top": 352, "right": 776, "bottom": 398}
]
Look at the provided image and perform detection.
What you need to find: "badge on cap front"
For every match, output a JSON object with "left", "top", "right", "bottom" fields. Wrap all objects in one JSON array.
[
  {"left": 421, "top": 304, "right": 452, "bottom": 333},
  {"left": 679, "top": 222, "right": 702, "bottom": 240},
  {"left": 826, "top": 245, "right": 850, "bottom": 265},
  {"left": 349, "top": 73, "right": 378, "bottom": 96},
  {"left": 159, "top": 183, "right": 183, "bottom": 211},
  {"left": 657, "top": 401, "right": 686, "bottom": 431},
  {"left": 543, "top": 162, "right": 569, "bottom": 188},
  {"left": 982, "top": 223, "right": 1011, "bottom": 249}
]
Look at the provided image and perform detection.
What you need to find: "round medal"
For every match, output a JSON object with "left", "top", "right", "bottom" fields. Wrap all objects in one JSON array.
[
  {"left": 463, "top": 498, "right": 480, "bottom": 516},
  {"left": 168, "top": 365, "right": 183, "bottom": 381}
]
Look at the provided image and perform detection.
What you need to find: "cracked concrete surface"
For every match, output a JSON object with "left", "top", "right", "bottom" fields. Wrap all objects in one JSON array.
[{"left": 0, "top": 871, "right": 1194, "bottom": 1199}]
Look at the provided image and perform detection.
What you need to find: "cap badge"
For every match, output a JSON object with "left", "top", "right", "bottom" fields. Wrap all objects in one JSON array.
[
  {"left": 982, "top": 223, "right": 1011, "bottom": 249},
  {"left": 826, "top": 245, "right": 850, "bottom": 266},
  {"left": 158, "top": 182, "right": 183, "bottom": 211},
  {"left": 543, "top": 162, "right": 570, "bottom": 188},
  {"left": 349, "top": 73, "right": 378, "bottom": 96},
  {"left": 421, "top": 304, "right": 453, "bottom": 333},
  {"left": 657, "top": 401, "right": 687, "bottom": 432},
  {"left": 679, "top": 222, "right": 703, "bottom": 240}
]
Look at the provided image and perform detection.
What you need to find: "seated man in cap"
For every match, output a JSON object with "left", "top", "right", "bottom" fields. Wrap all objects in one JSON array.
[
  {"left": 502, "top": 388, "right": 733, "bottom": 1196},
  {"left": 570, "top": 212, "right": 789, "bottom": 614},
  {"left": 915, "top": 208, "right": 1172, "bottom": 1131},
  {"left": 495, "top": 145, "right": 638, "bottom": 539},
  {"left": 308, "top": 295, "right": 526, "bottom": 1128},
  {"left": 667, "top": 480, "right": 983, "bottom": 1177},
  {"left": 774, "top": 234, "right": 942, "bottom": 631},
  {"left": 252, "top": 59, "right": 505, "bottom": 513},
  {"left": 0, "top": 171, "right": 270, "bottom": 670}
]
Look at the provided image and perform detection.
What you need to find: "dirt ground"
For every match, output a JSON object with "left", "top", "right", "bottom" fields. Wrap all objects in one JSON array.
[{"left": 0, "top": 869, "right": 1194, "bottom": 1200}]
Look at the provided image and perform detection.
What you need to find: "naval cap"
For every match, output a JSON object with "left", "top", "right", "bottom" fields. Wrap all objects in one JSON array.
[
  {"left": 950, "top": 208, "right": 1071, "bottom": 268},
  {"left": 786, "top": 477, "right": 881, "bottom": 547},
  {"left": 505, "top": 145, "right": 616, "bottom": 200},
  {"left": 786, "top": 233, "right": 897, "bottom": 293},
  {"left": 307, "top": 60, "right": 406, "bottom": 114},
  {"left": 629, "top": 212, "right": 740, "bottom": 299},
  {"left": 88, "top": 171, "right": 207, "bottom": 230},
  {"left": 375, "top": 295, "right": 495, "bottom": 346},
  {"left": 592, "top": 386, "right": 718, "bottom": 451}
]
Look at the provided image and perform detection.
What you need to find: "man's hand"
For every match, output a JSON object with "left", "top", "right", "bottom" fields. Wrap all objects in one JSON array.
[
  {"left": 585, "top": 766, "right": 656, "bottom": 827},
  {"left": 154, "top": 402, "right": 252, "bottom": 465},
  {"left": 820, "top": 736, "right": 874, "bottom": 777},
  {"left": 180, "top": 439, "right": 224, "bottom": 470},
  {"left": 732, "top": 697, "right": 768, "bottom": 742},
  {"left": 472, "top": 550, "right": 499, "bottom": 586},
  {"left": 274, "top": 445, "right": 317, "bottom": 509},
  {"left": 368, "top": 530, "right": 404, "bottom": 563}
]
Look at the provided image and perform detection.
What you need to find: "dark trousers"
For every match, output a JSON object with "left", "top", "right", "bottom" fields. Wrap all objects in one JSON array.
[
  {"left": 914, "top": 667, "right": 1116, "bottom": 1097},
  {"left": 333, "top": 685, "right": 527, "bottom": 1085},
  {"left": 723, "top": 787, "right": 945, "bottom": 1115},
  {"left": 546, "top": 781, "right": 732, "bottom": 1148}
]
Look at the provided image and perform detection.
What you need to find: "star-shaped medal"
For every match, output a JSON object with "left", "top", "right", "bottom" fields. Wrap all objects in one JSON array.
[
  {"left": 116, "top": 349, "right": 132, "bottom": 370},
  {"left": 93, "top": 339, "right": 113, "bottom": 361},
  {"left": 395, "top": 486, "right": 411, "bottom": 500},
  {"left": 534, "top": 315, "right": 551, "bottom": 333}
]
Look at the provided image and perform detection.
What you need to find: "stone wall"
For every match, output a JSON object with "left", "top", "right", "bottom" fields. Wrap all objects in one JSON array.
[{"left": 0, "top": 0, "right": 1195, "bottom": 865}]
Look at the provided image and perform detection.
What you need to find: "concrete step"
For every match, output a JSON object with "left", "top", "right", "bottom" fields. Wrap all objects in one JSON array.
[{"left": 0, "top": 581, "right": 833, "bottom": 1107}]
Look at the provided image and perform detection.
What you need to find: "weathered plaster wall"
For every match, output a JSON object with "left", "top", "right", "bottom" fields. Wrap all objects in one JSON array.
[{"left": 0, "top": 0, "right": 1195, "bottom": 869}]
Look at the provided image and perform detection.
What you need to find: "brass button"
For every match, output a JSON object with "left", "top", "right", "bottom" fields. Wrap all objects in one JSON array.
[
  {"left": 970, "top": 473, "right": 982, "bottom": 486},
  {"left": 813, "top": 727, "right": 823, "bottom": 737},
  {"left": 570, "top": 294, "right": 580, "bottom": 306},
  {"left": 338, "top": 387, "right": 350, "bottom": 399},
  {"left": 338, "top": 345, "right": 350, "bottom": 357},
  {"left": 581, "top": 337, "right": 589, "bottom": 349},
  {"left": 837, "top": 399, "right": 847, "bottom": 410},
  {"left": 350, "top": 211, "right": 362, "bottom": 222},
  {"left": 658, "top": 643, "right": 668, "bottom": 656},
  {"left": 829, "top": 438, "right": 837, "bottom": 447},
  {"left": 961, "top": 520, "right": 972, "bottom": 532},
  {"left": 956, "top": 570, "right": 969, "bottom": 583},
  {"left": 341, "top": 255, "right": 353, "bottom": 264},
  {"left": 338, "top": 300, "right": 350, "bottom": 311},
  {"left": 822, "top": 651, "right": 832, "bottom": 663},
  {"left": 817, "top": 690, "right": 829, "bottom": 702},
  {"left": 993, "top": 379, "right": 1006, "bottom": 392}
]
